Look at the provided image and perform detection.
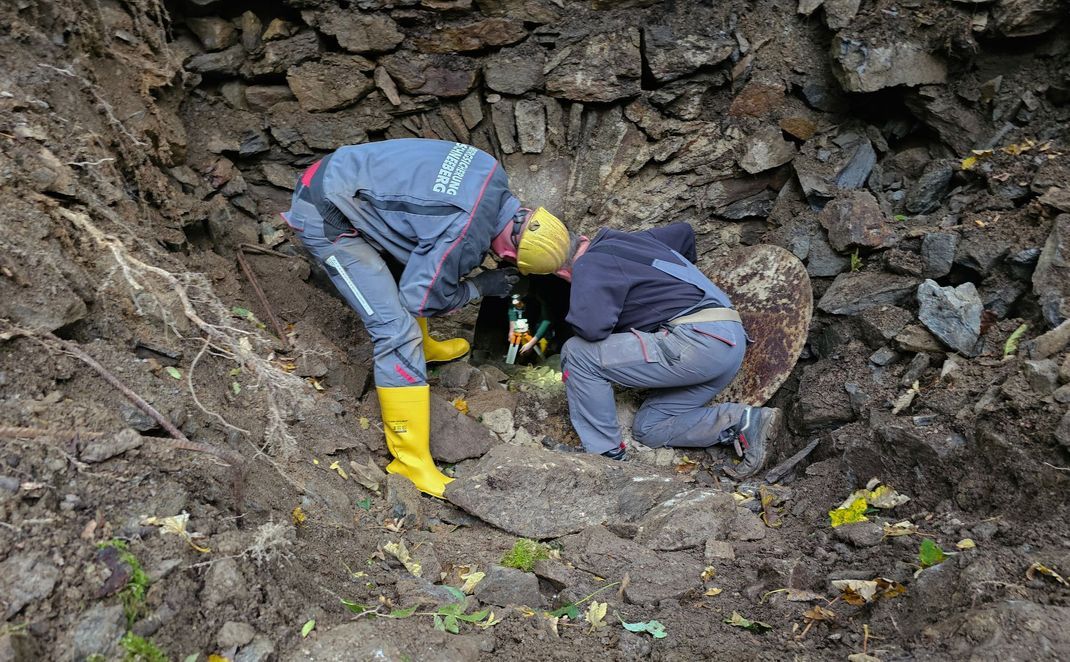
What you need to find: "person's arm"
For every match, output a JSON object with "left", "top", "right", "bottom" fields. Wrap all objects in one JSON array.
[
  {"left": 645, "top": 223, "right": 697, "bottom": 263},
  {"left": 396, "top": 220, "right": 485, "bottom": 317},
  {"left": 565, "top": 255, "right": 629, "bottom": 342}
]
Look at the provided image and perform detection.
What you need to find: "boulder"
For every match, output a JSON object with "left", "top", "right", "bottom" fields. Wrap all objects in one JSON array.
[
  {"left": 286, "top": 55, "right": 375, "bottom": 112},
  {"left": 444, "top": 445, "right": 682, "bottom": 539},
  {"left": 1023, "top": 359, "right": 1059, "bottom": 396},
  {"left": 917, "top": 279, "right": 983, "bottom": 356},
  {"left": 634, "top": 489, "right": 737, "bottom": 551},
  {"left": 921, "top": 232, "right": 958, "bottom": 278},
  {"left": 905, "top": 161, "right": 954, "bottom": 214},
  {"left": 379, "top": 51, "right": 480, "bottom": 98},
  {"left": 238, "top": 11, "right": 261, "bottom": 51},
  {"left": 473, "top": 565, "right": 545, "bottom": 608},
  {"left": 301, "top": 9, "right": 404, "bottom": 53},
  {"left": 738, "top": 125, "right": 796, "bottom": 174},
  {"left": 560, "top": 526, "right": 705, "bottom": 604},
  {"left": 819, "top": 190, "right": 895, "bottom": 252},
  {"left": 430, "top": 394, "right": 498, "bottom": 463},
  {"left": 187, "top": 17, "right": 237, "bottom": 52},
  {"left": 794, "top": 362, "right": 856, "bottom": 430},
  {"left": 545, "top": 30, "right": 641, "bottom": 103},
  {"left": 186, "top": 44, "right": 246, "bottom": 76},
  {"left": 831, "top": 37, "right": 947, "bottom": 92},
  {"left": 642, "top": 24, "right": 734, "bottom": 83},
  {"left": 483, "top": 42, "right": 546, "bottom": 95},
  {"left": 1033, "top": 214, "right": 1070, "bottom": 327},
  {"left": 817, "top": 273, "right": 920, "bottom": 315},
  {"left": 414, "top": 18, "right": 526, "bottom": 53},
  {"left": 991, "top": 0, "right": 1065, "bottom": 37},
  {"left": 832, "top": 521, "right": 884, "bottom": 547},
  {"left": 242, "top": 31, "right": 320, "bottom": 78}
]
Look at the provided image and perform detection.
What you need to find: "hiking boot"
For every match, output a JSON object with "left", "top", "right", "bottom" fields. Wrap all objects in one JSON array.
[
  {"left": 723, "top": 406, "right": 781, "bottom": 479},
  {"left": 601, "top": 442, "right": 628, "bottom": 462}
]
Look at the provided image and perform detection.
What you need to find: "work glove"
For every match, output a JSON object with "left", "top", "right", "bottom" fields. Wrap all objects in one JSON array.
[{"left": 469, "top": 267, "right": 519, "bottom": 298}]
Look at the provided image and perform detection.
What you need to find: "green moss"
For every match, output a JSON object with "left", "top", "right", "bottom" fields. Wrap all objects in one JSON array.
[
  {"left": 98, "top": 539, "right": 150, "bottom": 626},
  {"left": 119, "top": 633, "right": 168, "bottom": 662},
  {"left": 500, "top": 539, "right": 549, "bottom": 572}
]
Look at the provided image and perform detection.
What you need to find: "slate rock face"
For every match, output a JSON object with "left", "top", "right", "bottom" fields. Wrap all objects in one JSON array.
[
  {"left": 413, "top": 18, "right": 527, "bottom": 53},
  {"left": 379, "top": 51, "right": 480, "bottom": 98},
  {"left": 545, "top": 30, "right": 642, "bottom": 103},
  {"left": 484, "top": 42, "right": 546, "bottom": 95},
  {"left": 738, "top": 125, "right": 796, "bottom": 175},
  {"left": 301, "top": 9, "right": 404, "bottom": 54},
  {"left": 917, "top": 279, "right": 983, "bottom": 356},
  {"left": 445, "top": 445, "right": 683, "bottom": 539},
  {"left": 921, "top": 232, "right": 959, "bottom": 278},
  {"left": 817, "top": 273, "right": 920, "bottom": 315}
]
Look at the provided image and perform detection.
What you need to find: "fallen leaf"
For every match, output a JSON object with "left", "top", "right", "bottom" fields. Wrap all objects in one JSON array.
[
  {"left": 802, "top": 606, "right": 836, "bottom": 622},
  {"left": 701, "top": 566, "right": 716, "bottom": 582},
  {"left": 478, "top": 611, "right": 503, "bottom": 629},
  {"left": 230, "top": 381, "right": 241, "bottom": 396},
  {"left": 919, "top": 539, "right": 947, "bottom": 568},
  {"left": 232, "top": 306, "right": 252, "bottom": 318},
  {"left": 328, "top": 460, "right": 349, "bottom": 480},
  {"left": 349, "top": 458, "right": 386, "bottom": 493},
  {"left": 165, "top": 366, "right": 182, "bottom": 380},
  {"left": 675, "top": 455, "right": 698, "bottom": 474},
  {"left": 1026, "top": 562, "right": 1069, "bottom": 587},
  {"left": 355, "top": 497, "right": 372, "bottom": 512},
  {"left": 383, "top": 540, "right": 422, "bottom": 577},
  {"left": 956, "top": 538, "right": 976, "bottom": 550},
  {"left": 875, "top": 577, "right": 907, "bottom": 599},
  {"left": 784, "top": 588, "right": 824, "bottom": 602},
  {"left": 831, "top": 579, "right": 877, "bottom": 605},
  {"left": 620, "top": 616, "right": 668, "bottom": 638},
  {"left": 291, "top": 506, "right": 306, "bottom": 526},
  {"left": 460, "top": 570, "right": 485, "bottom": 594},
  {"left": 142, "top": 512, "right": 210, "bottom": 553},
  {"left": 759, "top": 485, "right": 783, "bottom": 528},
  {"left": 359, "top": 417, "right": 371, "bottom": 430},
  {"left": 301, "top": 619, "right": 315, "bottom": 638},
  {"left": 207, "top": 655, "right": 230, "bottom": 662},
  {"left": 704, "top": 587, "right": 723, "bottom": 597},
  {"left": 866, "top": 484, "right": 910, "bottom": 509},
  {"left": 723, "top": 611, "right": 771, "bottom": 634},
  {"left": 891, "top": 380, "right": 920, "bottom": 415},
  {"left": 585, "top": 601, "right": 608, "bottom": 632},
  {"left": 1003, "top": 324, "right": 1028, "bottom": 358},
  {"left": 451, "top": 398, "right": 469, "bottom": 414},
  {"left": 309, "top": 378, "right": 325, "bottom": 391},
  {"left": 883, "top": 521, "right": 918, "bottom": 537},
  {"left": 829, "top": 496, "right": 868, "bottom": 528}
]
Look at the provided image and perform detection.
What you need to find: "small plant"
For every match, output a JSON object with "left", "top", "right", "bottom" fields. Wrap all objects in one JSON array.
[
  {"left": 97, "top": 540, "right": 150, "bottom": 625},
  {"left": 119, "top": 632, "right": 168, "bottom": 662},
  {"left": 849, "top": 249, "right": 863, "bottom": 272},
  {"left": 500, "top": 539, "right": 549, "bottom": 572}
]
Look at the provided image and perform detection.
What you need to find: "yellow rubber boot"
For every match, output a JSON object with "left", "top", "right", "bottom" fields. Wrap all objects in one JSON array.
[
  {"left": 377, "top": 385, "right": 453, "bottom": 498},
  {"left": 417, "top": 317, "right": 469, "bottom": 363}
]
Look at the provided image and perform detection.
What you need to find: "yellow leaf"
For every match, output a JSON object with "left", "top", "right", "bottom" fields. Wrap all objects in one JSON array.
[
  {"left": 460, "top": 570, "right": 485, "bottom": 594},
  {"left": 359, "top": 417, "right": 370, "bottom": 430},
  {"left": 383, "top": 540, "right": 422, "bottom": 577},
  {"left": 292, "top": 506, "right": 307, "bottom": 526},
  {"left": 704, "top": 587, "right": 723, "bottom": 597},
  {"left": 329, "top": 461, "right": 349, "bottom": 480},
  {"left": 143, "top": 512, "right": 211, "bottom": 553},
  {"left": 309, "top": 378, "right": 325, "bottom": 391},
  {"left": 312, "top": 458, "right": 320, "bottom": 465},
  {"left": 866, "top": 484, "right": 910, "bottom": 509},
  {"left": 1026, "top": 562, "right": 1069, "bottom": 587},
  {"left": 208, "top": 655, "right": 231, "bottom": 662},
  {"left": 829, "top": 496, "right": 868, "bottom": 528},
  {"left": 451, "top": 398, "right": 469, "bottom": 414},
  {"left": 701, "top": 566, "right": 716, "bottom": 582},
  {"left": 584, "top": 601, "right": 608, "bottom": 632},
  {"left": 960, "top": 155, "right": 978, "bottom": 170},
  {"left": 956, "top": 538, "right": 976, "bottom": 550}
]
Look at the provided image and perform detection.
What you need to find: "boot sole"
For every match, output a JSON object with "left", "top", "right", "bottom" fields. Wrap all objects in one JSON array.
[{"left": 725, "top": 408, "right": 781, "bottom": 479}]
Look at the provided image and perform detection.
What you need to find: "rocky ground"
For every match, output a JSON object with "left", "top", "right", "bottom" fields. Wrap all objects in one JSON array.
[{"left": 1, "top": 0, "right": 1069, "bottom": 660}]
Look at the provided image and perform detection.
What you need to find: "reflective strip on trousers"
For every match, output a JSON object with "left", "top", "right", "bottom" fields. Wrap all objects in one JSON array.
[{"left": 325, "top": 255, "right": 375, "bottom": 316}]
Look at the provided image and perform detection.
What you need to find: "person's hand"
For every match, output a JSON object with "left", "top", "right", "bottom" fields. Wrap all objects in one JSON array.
[
  {"left": 470, "top": 267, "right": 519, "bottom": 298},
  {"left": 520, "top": 337, "right": 539, "bottom": 354}
]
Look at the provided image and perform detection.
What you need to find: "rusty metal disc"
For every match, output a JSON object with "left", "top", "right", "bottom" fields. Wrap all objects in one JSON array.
[{"left": 710, "top": 245, "right": 812, "bottom": 406}]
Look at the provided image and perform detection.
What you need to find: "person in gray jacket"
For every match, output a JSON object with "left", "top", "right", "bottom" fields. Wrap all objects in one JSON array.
[{"left": 281, "top": 139, "right": 573, "bottom": 497}]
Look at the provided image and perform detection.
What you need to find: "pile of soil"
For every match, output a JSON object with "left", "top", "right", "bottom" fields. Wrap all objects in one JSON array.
[{"left": 1, "top": 0, "right": 1068, "bottom": 660}]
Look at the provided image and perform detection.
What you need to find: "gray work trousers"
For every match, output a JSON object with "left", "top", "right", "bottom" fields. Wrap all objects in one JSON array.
[
  {"left": 296, "top": 223, "right": 427, "bottom": 388},
  {"left": 561, "top": 321, "right": 749, "bottom": 454}
]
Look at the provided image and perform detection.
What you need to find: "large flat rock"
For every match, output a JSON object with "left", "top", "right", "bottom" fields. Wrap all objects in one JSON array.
[
  {"left": 444, "top": 445, "right": 684, "bottom": 539},
  {"left": 831, "top": 37, "right": 947, "bottom": 92},
  {"left": 545, "top": 30, "right": 641, "bottom": 103},
  {"left": 817, "top": 272, "right": 920, "bottom": 316}
]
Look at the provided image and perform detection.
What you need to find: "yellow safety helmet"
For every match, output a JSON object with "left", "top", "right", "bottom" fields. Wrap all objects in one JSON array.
[{"left": 516, "top": 207, "right": 571, "bottom": 275}]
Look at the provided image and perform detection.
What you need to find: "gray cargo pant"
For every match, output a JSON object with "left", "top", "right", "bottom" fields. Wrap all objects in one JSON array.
[
  {"left": 286, "top": 204, "right": 426, "bottom": 388},
  {"left": 561, "top": 321, "right": 749, "bottom": 454}
]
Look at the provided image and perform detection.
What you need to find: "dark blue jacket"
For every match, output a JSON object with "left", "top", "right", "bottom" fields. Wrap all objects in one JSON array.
[{"left": 566, "top": 224, "right": 730, "bottom": 341}]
